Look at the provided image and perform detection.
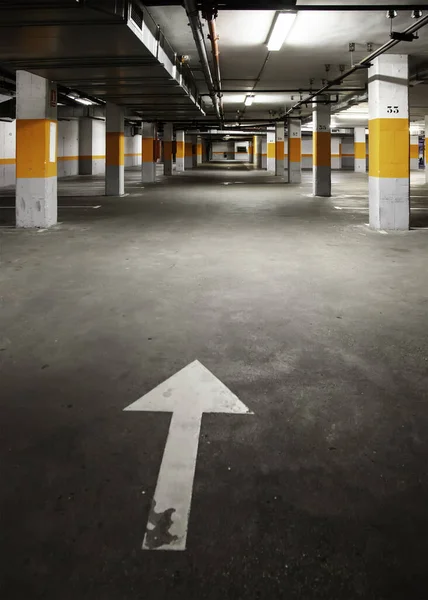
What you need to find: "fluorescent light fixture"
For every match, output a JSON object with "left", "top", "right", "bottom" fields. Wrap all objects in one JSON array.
[
  {"left": 267, "top": 11, "right": 297, "bottom": 51},
  {"left": 245, "top": 95, "right": 255, "bottom": 107},
  {"left": 74, "top": 97, "right": 94, "bottom": 105}
]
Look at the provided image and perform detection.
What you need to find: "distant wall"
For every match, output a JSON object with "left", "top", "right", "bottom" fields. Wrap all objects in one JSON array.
[{"left": 212, "top": 140, "right": 235, "bottom": 160}]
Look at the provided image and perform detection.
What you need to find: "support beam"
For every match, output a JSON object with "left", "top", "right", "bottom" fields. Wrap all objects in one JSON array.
[
  {"left": 369, "top": 54, "right": 409, "bottom": 230},
  {"left": 313, "top": 100, "right": 331, "bottom": 197},
  {"left": 288, "top": 119, "right": 301, "bottom": 183},
  {"left": 164, "top": 123, "right": 173, "bottom": 176},
  {"left": 16, "top": 71, "right": 57, "bottom": 228},
  {"left": 142, "top": 122, "right": 156, "bottom": 183},
  {"left": 176, "top": 130, "right": 185, "bottom": 172},
  {"left": 105, "top": 103, "right": 124, "bottom": 196},
  {"left": 354, "top": 127, "right": 366, "bottom": 173}
]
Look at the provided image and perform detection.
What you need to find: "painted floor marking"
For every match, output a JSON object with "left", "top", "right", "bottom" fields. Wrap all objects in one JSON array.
[{"left": 124, "top": 360, "right": 252, "bottom": 551}]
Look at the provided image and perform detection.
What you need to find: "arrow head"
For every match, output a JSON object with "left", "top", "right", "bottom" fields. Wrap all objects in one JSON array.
[{"left": 124, "top": 360, "right": 252, "bottom": 415}]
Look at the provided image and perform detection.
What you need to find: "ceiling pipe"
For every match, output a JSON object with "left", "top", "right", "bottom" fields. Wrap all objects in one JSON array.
[
  {"left": 201, "top": 4, "right": 224, "bottom": 121},
  {"left": 183, "top": 0, "right": 222, "bottom": 123},
  {"left": 280, "top": 13, "right": 428, "bottom": 120},
  {"left": 204, "top": 87, "right": 367, "bottom": 94}
]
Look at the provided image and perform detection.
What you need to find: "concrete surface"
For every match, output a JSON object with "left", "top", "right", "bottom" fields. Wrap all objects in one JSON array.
[{"left": 1, "top": 164, "right": 428, "bottom": 599}]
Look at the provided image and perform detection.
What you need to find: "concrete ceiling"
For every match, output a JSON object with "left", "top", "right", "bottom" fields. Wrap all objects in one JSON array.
[
  {"left": 1, "top": 1, "right": 428, "bottom": 127},
  {"left": 148, "top": 2, "right": 428, "bottom": 123}
]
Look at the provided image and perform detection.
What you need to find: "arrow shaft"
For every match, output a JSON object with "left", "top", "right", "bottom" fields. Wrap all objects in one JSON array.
[{"left": 143, "top": 410, "right": 202, "bottom": 551}]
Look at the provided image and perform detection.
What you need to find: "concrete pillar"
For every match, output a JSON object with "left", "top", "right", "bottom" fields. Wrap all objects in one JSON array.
[
  {"left": 16, "top": 71, "right": 57, "bottom": 228},
  {"left": 142, "top": 122, "right": 156, "bottom": 183},
  {"left": 197, "top": 136, "right": 203, "bottom": 165},
  {"left": 176, "top": 130, "right": 185, "bottom": 172},
  {"left": 105, "top": 103, "right": 124, "bottom": 196},
  {"left": 288, "top": 118, "right": 301, "bottom": 183},
  {"left": 202, "top": 138, "right": 208, "bottom": 163},
  {"left": 262, "top": 137, "right": 267, "bottom": 169},
  {"left": 313, "top": 99, "right": 331, "bottom": 197},
  {"left": 79, "top": 118, "right": 104, "bottom": 175},
  {"left": 191, "top": 136, "right": 198, "bottom": 168},
  {"left": 368, "top": 54, "right": 409, "bottom": 230},
  {"left": 184, "top": 136, "right": 193, "bottom": 170},
  {"left": 163, "top": 123, "right": 173, "bottom": 176},
  {"left": 248, "top": 139, "right": 254, "bottom": 164},
  {"left": 331, "top": 138, "right": 341, "bottom": 170},
  {"left": 284, "top": 137, "right": 288, "bottom": 172},
  {"left": 267, "top": 129, "right": 275, "bottom": 172},
  {"left": 354, "top": 127, "right": 366, "bottom": 172},
  {"left": 425, "top": 117, "right": 428, "bottom": 182},
  {"left": 410, "top": 135, "right": 419, "bottom": 171},
  {"left": 275, "top": 121, "right": 285, "bottom": 176}
]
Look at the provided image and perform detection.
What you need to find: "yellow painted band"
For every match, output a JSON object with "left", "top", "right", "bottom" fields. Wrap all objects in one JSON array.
[
  {"left": 185, "top": 142, "right": 192, "bottom": 157},
  {"left": 16, "top": 119, "right": 57, "bottom": 178},
  {"left": 176, "top": 141, "right": 185, "bottom": 159},
  {"left": 197, "top": 144, "right": 202, "bottom": 157},
  {"left": 267, "top": 143, "right": 275, "bottom": 159},
  {"left": 289, "top": 138, "right": 301, "bottom": 163},
  {"left": 276, "top": 141, "right": 285, "bottom": 159},
  {"left": 58, "top": 156, "right": 78, "bottom": 161},
  {"left": 80, "top": 155, "right": 105, "bottom": 160},
  {"left": 142, "top": 137, "right": 154, "bottom": 163},
  {"left": 354, "top": 142, "right": 366, "bottom": 160},
  {"left": 410, "top": 145, "right": 419, "bottom": 159},
  {"left": 0, "top": 157, "right": 16, "bottom": 165},
  {"left": 369, "top": 118, "right": 409, "bottom": 178},
  {"left": 106, "top": 132, "right": 124, "bottom": 166},
  {"left": 164, "top": 141, "right": 173, "bottom": 160},
  {"left": 313, "top": 131, "right": 331, "bottom": 167}
]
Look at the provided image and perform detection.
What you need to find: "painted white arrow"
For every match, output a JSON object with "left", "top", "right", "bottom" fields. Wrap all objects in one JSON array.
[{"left": 124, "top": 360, "right": 252, "bottom": 551}]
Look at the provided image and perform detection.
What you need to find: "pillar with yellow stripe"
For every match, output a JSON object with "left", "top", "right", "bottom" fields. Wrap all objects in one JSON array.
[
  {"left": 313, "top": 99, "right": 331, "bottom": 197},
  {"left": 368, "top": 54, "right": 409, "bottom": 230},
  {"left": 176, "top": 130, "right": 185, "bottom": 172},
  {"left": 16, "top": 71, "right": 58, "bottom": 228},
  {"left": 275, "top": 122, "right": 285, "bottom": 176},
  {"left": 354, "top": 127, "right": 366, "bottom": 172},
  {"left": 267, "top": 129, "right": 275, "bottom": 172},
  {"left": 163, "top": 123, "right": 173, "bottom": 176},
  {"left": 410, "top": 135, "right": 419, "bottom": 171},
  {"left": 253, "top": 135, "right": 262, "bottom": 169},
  {"left": 288, "top": 118, "right": 301, "bottom": 183},
  {"left": 105, "top": 103, "right": 124, "bottom": 196},
  {"left": 142, "top": 122, "right": 156, "bottom": 183},
  {"left": 185, "top": 136, "right": 193, "bottom": 170},
  {"left": 191, "top": 136, "right": 198, "bottom": 169},
  {"left": 197, "top": 136, "right": 203, "bottom": 165}
]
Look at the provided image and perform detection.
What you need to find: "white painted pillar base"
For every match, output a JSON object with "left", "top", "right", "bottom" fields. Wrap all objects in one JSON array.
[{"left": 16, "top": 71, "right": 58, "bottom": 228}]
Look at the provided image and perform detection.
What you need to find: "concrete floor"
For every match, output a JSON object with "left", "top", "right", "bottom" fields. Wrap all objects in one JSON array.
[{"left": 1, "top": 164, "right": 428, "bottom": 599}]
